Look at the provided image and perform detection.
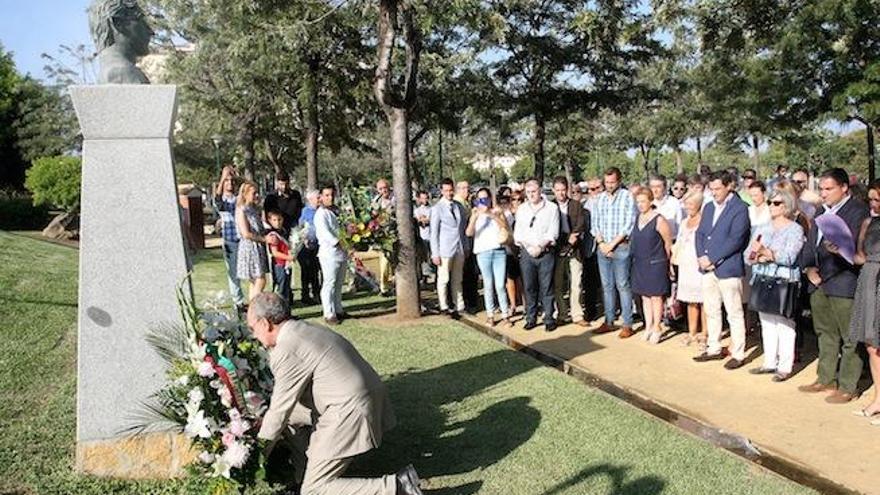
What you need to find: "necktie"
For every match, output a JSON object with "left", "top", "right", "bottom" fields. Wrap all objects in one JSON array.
[{"left": 450, "top": 203, "right": 457, "bottom": 221}]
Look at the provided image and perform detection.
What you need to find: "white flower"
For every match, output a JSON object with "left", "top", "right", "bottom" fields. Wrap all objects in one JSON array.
[
  {"left": 198, "top": 451, "right": 215, "bottom": 464},
  {"left": 188, "top": 387, "right": 205, "bottom": 405},
  {"left": 197, "top": 361, "right": 215, "bottom": 378},
  {"left": 221, "top": 440, "right": 250, "bottom": 469},
  {"left": 184, "top": 410, "right": 217, "bottom": 439},
  {"left": 229, "top": 417, "right": 250, "bottom": 437},
  {"left": 175, "top": 375, "right": 190, "bottom": 387},
  {"left": 211, "top": 456, "right": 232, "bottom": 479},
  {"left": 218, "top": 386, "right": 233, "bottom": 408},
  {"left": 244, "top": 391, "right": 266, "bottom": 414}
]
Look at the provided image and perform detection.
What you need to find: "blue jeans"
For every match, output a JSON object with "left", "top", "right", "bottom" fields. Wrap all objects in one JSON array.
[
  {"left": 272, "top": 264, "right": 291, "bottom": 303},
  {"left": 223, "top": 240, "right": 245, "bottom": 305},
  {"left": 596, "top": 243, "right": 633, "bottom": 326},
  {"left": 519, "top": 251, "right": 556, "bottom": 326},
  {"left": 476, "top": 248, "right": 510, "bottom": 317}
]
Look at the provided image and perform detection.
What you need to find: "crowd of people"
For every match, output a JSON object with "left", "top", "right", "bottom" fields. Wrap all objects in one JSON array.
[{"left": 214, "top": 162, "right": 880, "bottom": 422}]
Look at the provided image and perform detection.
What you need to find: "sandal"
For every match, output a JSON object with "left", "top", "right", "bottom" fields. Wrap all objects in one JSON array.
[
  {"left": 852, "top": 408, "right": 880, "bottom": 418},
  {"left": 487, "top": 316, "right": 496, "bottom": 327},
  {"left": 503, "top": 317, "right": 514, "bottom": 328}
]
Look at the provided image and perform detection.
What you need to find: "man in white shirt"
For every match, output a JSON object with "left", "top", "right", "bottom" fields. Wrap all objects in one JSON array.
[
  {"left": 413, "top": 190, "right": 432, "bottom": 286},
  {"left": 514, "top": 178, "right": 560, "bottom": 331},
  {"left": 650, "top": 174, "right": 682, "bottom": 238},
  {"left": 314, "top": 185, "right": 347, "bottom": 324}
]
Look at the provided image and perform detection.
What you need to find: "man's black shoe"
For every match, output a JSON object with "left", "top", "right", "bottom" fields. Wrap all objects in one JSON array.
[
  {"left": 396, "top": 464, "right": 424, "bottom": 495},
  {"left": 693, "top": 352, "right": 725, "bottom": 363},
  {"left": 447, "top": 310, "right": 461, "bottom": 320},
  {"left": 545, "top": 322, "right": 558, "bottom": 332},
  {"left": 523, "top": 321, "right": 538, "bottom": 331}
]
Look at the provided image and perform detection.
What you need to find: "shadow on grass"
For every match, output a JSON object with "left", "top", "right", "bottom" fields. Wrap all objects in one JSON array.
[
  {"left": 351, "top": 350, "right": 542, "bottom": 482},
  {"left": 540, "top": 463, "right": 665, "bottom": 495},
  {"left": 293, "top": 297, "right": 397, "bottom": 320}
]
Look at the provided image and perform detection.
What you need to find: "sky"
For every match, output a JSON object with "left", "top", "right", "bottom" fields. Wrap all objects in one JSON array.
[
  {"left": 0, "top": 0, "right": 92, "bottom": 79},
  {"left": 0, "top": 0, "right": 864, "bottom": 142}
]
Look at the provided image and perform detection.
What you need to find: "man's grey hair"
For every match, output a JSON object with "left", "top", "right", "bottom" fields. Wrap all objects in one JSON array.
[
  {"left": 88, "top": 0, "right": 147, "bottom": 51},
  {"left": 768, "top": 189, "right": 798, "bottom": 219},
  {"left": 305, "top": 189, "right": 320, "bottom": 201},
  {"left": 250, "top": 292, "right": 290, "bottom": 324}
]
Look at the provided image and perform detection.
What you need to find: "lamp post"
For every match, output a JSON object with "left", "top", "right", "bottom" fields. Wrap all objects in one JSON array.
[{"left": 211, "top": 134, "right": 223, "bottom": 173}]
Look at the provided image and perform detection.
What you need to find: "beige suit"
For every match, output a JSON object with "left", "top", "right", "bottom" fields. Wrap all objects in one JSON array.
[{"left": 258, "top": 319, "right": 397, "bottom": 495}]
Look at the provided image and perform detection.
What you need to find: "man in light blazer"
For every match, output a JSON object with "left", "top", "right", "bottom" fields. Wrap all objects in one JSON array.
[
  {"left": 430, "top": 177, "right": 468, "bottom": 318},
  {"left": 693, "top": 170, "right": 752, "bottom": 369},
  {"left": 250, "top": 293, "right": 423, "bottom": 495}
]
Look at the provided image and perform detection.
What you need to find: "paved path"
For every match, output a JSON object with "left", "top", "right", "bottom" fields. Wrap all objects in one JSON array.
[{"left": 462, "top": 312, "right": 876, "bottom": 495}]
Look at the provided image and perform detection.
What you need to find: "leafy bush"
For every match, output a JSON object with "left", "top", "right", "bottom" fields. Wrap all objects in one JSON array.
[
  {"left": 24, "top": 155, "right": 81, "bottom": 211},
  {"left": 0, "top": 189, "right": 50, "bottom": 229}
]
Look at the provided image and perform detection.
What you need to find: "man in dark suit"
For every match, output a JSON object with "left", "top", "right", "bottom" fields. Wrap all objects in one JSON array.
[
  {"left": 693, "top": 170, "right": 752, "bottom": 369},
  {"left": 798, "top": 168, "right": 868, "bottom": 404},
  {"left": 551, "top": 176, "right": 589, "bottom": 326}
]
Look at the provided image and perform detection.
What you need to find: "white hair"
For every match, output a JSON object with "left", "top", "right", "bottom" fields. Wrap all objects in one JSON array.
[{"left": 250, "top": 293, "right": 290, "bottom": 324}]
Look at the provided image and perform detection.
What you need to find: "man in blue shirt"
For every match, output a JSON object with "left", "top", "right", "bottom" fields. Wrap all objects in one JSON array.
[{"left": 213, "top": 165, "right": 245, "bottom": 308}]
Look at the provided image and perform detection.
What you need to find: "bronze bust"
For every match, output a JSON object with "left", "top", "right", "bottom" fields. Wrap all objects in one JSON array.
[{"left": 88, "top": 0, "right": 153, "bottom": 84}]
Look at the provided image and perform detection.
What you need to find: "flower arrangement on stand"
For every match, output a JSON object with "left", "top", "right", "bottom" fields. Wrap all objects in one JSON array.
[
  {"left": 130, "top": 281, "right": 274, "bottom": 493},
  {"left": 336, "top": 186, "right": 399, "bottom": 292}
]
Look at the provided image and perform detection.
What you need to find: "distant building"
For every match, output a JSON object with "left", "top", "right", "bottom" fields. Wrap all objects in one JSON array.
[{"left": 469, "top": 154, "right": 522, "bottom": 176}]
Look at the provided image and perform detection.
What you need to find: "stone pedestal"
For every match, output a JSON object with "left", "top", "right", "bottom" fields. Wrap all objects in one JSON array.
[{"left": 71, "top": 85, "right": 193, "bottom": 477}]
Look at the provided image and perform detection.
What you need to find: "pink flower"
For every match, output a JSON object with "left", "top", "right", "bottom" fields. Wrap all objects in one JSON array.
[
  {"left": 197, "top": 361, "right": 215, "bottom": 378},
  {"left": 222, "top": 430, "right": 235, "bottom": 447}
]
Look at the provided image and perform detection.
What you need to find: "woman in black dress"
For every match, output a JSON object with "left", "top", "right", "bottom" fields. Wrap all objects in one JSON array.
[
  {"left": 631, "top": 187, "right": 674, "bottom": 344},
  {"left": 850, "top": 180, "right": 880, "bottom": 423}
]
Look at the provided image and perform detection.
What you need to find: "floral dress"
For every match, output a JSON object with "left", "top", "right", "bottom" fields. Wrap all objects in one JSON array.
[{"left": 237, "top": 205, "right": 269, "bottom": 280}]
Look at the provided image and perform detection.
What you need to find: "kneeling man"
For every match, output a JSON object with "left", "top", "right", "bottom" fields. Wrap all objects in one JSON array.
[{"left": 248, "top": 293, "right": 423, "bottom": 495}]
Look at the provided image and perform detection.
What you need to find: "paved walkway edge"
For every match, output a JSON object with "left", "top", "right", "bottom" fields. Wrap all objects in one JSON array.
[{"left": 458, "top": 315, "right": 862, "bottom": 495}]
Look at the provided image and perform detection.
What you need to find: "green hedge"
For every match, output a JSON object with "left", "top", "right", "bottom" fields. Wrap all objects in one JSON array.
[{"left": 0, "top": 190, "right": 50, "bottom": 230}]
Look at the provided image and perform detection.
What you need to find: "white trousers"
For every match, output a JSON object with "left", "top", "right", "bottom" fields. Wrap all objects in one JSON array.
[
  {"left": 758, "top": 312, "right": 797, "bottom": 373},
  {"left": 703, "top": 272, "right": 746, "bottom": 360},
  {"left": 319, "top": 250, "right": 346, "bottom": 319},
  {"left": 437, "top": 252, "right": 465, "bottom": 312}
]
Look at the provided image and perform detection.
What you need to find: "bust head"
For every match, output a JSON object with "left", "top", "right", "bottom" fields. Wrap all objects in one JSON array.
[{"left": 89, "top": 0, "right": 153, "bottom": 83}]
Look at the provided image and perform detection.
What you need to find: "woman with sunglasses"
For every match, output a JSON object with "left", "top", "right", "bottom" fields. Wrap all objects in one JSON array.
[
  {"left": 849, "top": 180, "right": 880, "bottom": 423},
  {"left": 467, "top": 188, "right": 513, "bottom": 327},
  {"left": 503, "top": 189, "right": 525, "bottom": 314},
  {"left": 746, "top": 190, "right": 805, "bottom": 382}
]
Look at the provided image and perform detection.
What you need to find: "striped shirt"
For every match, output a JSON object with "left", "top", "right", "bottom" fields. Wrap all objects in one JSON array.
[{"left": 590, "top": 188, "right": 636, "bottom": 242}]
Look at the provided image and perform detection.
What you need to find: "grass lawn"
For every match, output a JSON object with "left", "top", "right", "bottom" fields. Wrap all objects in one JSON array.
[{"left": 0, "top": 231, "right": 815, "bottom": 494}]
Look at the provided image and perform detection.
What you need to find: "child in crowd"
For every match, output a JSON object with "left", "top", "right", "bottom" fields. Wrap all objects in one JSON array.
[{"left": 266, "top": 210, "right": 294, "bottom": 304}]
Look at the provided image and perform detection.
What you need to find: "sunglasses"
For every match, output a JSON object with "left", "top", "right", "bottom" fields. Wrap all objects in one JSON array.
[
  {"left": 794, "top": 180, "right": 807, "bottom": 185},
  {"left": 743, "top": 175, "right": 756, "bottom": 180},
  {"left": 769, "top": 200, "right": 785, "bottom": 206},
  {"left": 588, "top": 187, "right": 601, "bottom": 192},
  {"left": 672, "top": 186, "right": 685, "bottom": 190}
]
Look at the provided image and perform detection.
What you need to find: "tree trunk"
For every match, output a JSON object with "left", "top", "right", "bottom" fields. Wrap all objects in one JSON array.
[
  {"left": 696, "top": 136, "right": 703, "bottom": 169},
  {"left": 674, "top": 145, "right": 683, "bottom": 175},
  {"left": 534, "top": 113, "right": 546, "bottom": 184},
  {"left": 867, "top": 123, "right": 876, "bottom": 183},
  {"left": 564, "top": 161, "right": 573, "bottom": 186},
  {"left": 375, "top": 0, "right": 421, "bottom": 319},
  {"left": 489, "top": 152, "right": 497, "bottom": 192},
  {"left": 751, "top": 134, "right": 761, "bottom": 175},
  {"left": 304, "top": 56, "right": 320, "bottom": 191},
  {"left": 640, "top": 143, "right": 651, "bottom": 181},
  {"left": 237, "top": 114, "right": 256, "bottom": 181}
]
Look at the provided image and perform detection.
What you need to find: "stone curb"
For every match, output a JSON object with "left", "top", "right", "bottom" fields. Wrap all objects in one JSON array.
[{"left": 457, "top": 314, "right": 862, "bottom": 495}]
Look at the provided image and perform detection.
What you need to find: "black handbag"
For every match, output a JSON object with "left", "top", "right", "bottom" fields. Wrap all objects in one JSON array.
[{"left": 748, "top": 269, "right": 801, "bottom": 319}]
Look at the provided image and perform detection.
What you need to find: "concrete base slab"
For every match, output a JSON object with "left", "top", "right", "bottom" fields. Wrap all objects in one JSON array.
[{"left": 76, "top": 432, "right": 196, "bottom": 478}]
